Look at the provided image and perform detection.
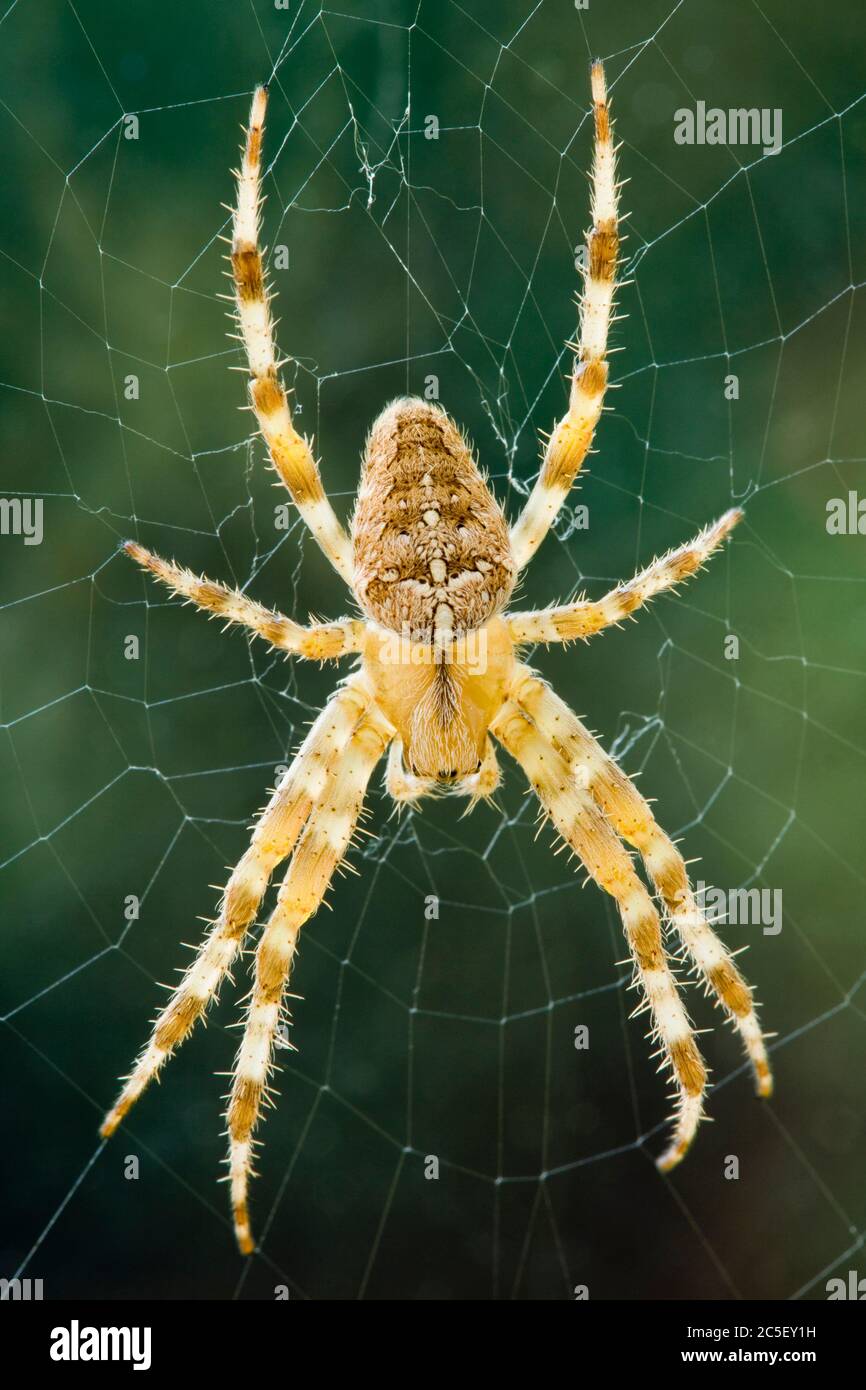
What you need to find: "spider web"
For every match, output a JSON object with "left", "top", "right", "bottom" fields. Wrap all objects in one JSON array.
[{"left": 1, "top": 0, "right": 865, "bottom": 1301}]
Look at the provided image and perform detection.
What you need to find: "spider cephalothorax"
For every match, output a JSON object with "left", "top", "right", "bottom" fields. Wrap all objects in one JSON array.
[
  {"left": 102, "top": 66, "right": 772, "bottom": 1255},
  {"left": 362, "top": 612, "right": 516, "bottom": 782}
]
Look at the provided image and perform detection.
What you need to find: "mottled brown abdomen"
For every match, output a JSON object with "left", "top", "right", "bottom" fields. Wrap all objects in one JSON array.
[{"left": 352, "top": 398, "right": 515, "bottom": 639}]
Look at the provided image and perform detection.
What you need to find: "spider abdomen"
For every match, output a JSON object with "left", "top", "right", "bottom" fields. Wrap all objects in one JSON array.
[{"left": 352, "top": 397, "right": 515, "bottom": 639}]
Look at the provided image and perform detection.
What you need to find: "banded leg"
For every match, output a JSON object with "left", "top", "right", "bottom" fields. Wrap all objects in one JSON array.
[
  {"left": 231, "top": 86, "right": 353, "bottom": 583},
  {"left": 125, "top": 541, "right": 365, "bottom": 660},
  {"left": 508, "top": 667, "right": 772, "bottom": 1097},
  {"left": 506, "top": 509, "right": 743, "bottom": 645},
  {"left": 510, "top": 61, "right": 619, "bottom": 570},
  {"left": 100, "top": 678, "right": 372, "bottom": 1138},
  {"left": 227, "top": 709, "right": 392, "bottom": 1253},
  {"left": 492, "top": 700, "right": 707, "bottom": 1170}
]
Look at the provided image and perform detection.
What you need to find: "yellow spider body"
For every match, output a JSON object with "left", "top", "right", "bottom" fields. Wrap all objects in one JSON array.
[
  {"left": 361, "top": 611, "right": 516, "bottom": 784},
  {"left": 101, "top": 66, "right": 771, "bottom": 1255}
]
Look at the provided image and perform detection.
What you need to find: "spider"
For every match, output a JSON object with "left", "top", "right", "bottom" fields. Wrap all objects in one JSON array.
[{"left": 101, "top": 64, "right": 772, "bottom": 1254}]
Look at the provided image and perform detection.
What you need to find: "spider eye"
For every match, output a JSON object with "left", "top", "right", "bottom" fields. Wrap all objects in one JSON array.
[{"left": 475, "top": 759, "right": 482, "bottom": 773}]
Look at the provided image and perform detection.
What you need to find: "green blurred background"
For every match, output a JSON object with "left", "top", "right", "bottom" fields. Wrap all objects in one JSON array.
[{"left": 1, "top": 0, "right": 864, "bottom": 1300}]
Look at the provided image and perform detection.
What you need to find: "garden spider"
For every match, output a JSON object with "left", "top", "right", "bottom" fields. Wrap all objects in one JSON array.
[{"left": 101, "top": 64, "right": 772, "bottom": 1254}]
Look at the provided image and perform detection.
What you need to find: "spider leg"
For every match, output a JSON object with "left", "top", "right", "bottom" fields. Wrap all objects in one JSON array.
[
  {"left": 506, "top": 509, "right": 743, "bottom": 646},
  {"left": 227, "top": 708, "right": 391, "bottom": 1253},
  {"left": 100, "top": 677, "right": 372, "bottom": 1139},
  {"left": 492, "top": 699, "right": 707, "bottom": 1171},
  {"left": 508, "top": 667, "right": 772, "bottom": 1097},
  {"left": 231, "top": 87, "right": 353, "bottom": 584},
  {"left": 124, "top": 541, "right": 365, "bottom": 659},
  {"left": 510, "top": 61, "right": 619, "bottom": 571}
]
